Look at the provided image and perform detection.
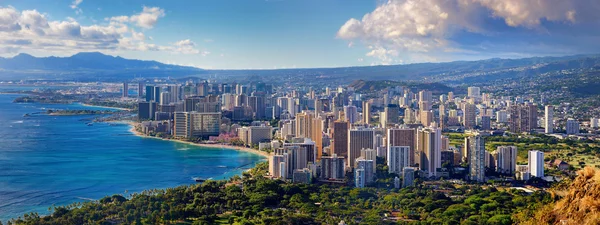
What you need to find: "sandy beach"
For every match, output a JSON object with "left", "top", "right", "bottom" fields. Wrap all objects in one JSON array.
[{"left": 127, "top": 122, "right": 270, "bottom": 158}]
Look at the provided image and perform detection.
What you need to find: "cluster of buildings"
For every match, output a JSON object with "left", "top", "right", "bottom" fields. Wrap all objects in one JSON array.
[{"left": 132, "top": 80, "right": 563, "bottom": 187}]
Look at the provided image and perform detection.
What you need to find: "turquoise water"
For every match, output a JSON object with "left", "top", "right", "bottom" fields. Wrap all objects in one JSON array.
[{"left": 0, "top": 91, "right": 265, "bottom": 222}]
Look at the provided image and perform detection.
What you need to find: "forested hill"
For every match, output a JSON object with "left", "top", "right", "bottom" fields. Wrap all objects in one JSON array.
[{"left": 7, "top": 162, "right": 553, "bottom": 225}]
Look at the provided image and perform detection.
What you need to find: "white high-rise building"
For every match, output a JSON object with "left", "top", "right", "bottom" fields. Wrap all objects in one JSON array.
[
  {"left": 528, "top": 150, "right": 544, "bottom": 178},
  {"left": 496, "top": 110, "right": 508, "bottom": 123},
  {"left": 591, "top": 118, "right": 599, "bottom": 128},
  {"left": 545, "top": 105, "right": 553, "bottom": 134},
  {"left": 355, "top": 158, "right": 374, "bottom": 184},
  {"left": 387, "top": 146, "right": 410, "bottom": 175}
]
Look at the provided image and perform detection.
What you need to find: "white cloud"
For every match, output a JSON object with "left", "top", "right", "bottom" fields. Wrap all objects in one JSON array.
[
  {"left": 338, "top": 0, "right": 600, "bottom": 64},
  {"left": 109, "top": 6, "right": 164, "bottom": 29},
  {"left": 0, "top": 6, "right": 206, "bottom": 56},
  {"left": 70, "top": 0, "right": 83, "bottom": 9}
]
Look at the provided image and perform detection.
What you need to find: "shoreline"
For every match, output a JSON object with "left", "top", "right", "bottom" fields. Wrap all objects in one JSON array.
[
  {"left": 126, "top": 122, "right": 270, "bottom": 158},
  {"left": 80, "top": 103, "right": 132, "bottom": 111}
]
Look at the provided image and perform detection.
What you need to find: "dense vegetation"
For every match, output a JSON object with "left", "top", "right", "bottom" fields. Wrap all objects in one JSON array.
[
  {"left": 46, "top": 109, "right": 117, "bottom": 115},
  {"left": 8, "top": 162, "right": 553, "bottom": 225}
]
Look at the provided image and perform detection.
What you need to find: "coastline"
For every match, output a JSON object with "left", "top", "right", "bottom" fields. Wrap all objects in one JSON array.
[
  {"left": 126, "top": 122, "right": 270, "bottom": 158},
  {"left": 81, "top": 103, "right": 132, "bottom": 111}
]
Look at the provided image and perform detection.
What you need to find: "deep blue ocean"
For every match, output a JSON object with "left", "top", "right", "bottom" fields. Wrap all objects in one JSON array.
[{"left": 0, "top": 86, "right": 265, "bottom": 222}]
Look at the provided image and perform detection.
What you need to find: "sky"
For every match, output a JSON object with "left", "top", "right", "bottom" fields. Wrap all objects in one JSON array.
[{"left": 1, "top": 0, "right": 600, "bottom": 69}]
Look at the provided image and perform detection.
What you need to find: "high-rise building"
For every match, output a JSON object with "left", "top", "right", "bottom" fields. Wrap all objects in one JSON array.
[
  {"left": 591, "top": 118, "right": 599, "bottom": 128},
  {"left": 528, "top": 150, "right": 544, "bottom": 178},
  {"left": 467, "top": 87, "right": 481, "bottom": 98},
  {"left": 496, "top": 110, "right": 508, "bottom": 123},
  {"left": 145, "top": 85, "right": 155, "bottom": 102},
  {"left": 416, "top": 127, "right": 442, "bottom": 177},
  {"left": 509, "top": 103, "right": 538, "bottom": 133},
  {"left": 402, "top": 167, "right": 415, "bottom": 187},
  {"left": 384, "top": 104, "right": 400, "bottom": 126},
  {"left": 160, "top": 92, "right": 170, "bottom": 105},
  {"left": 387, "top": 146, "right": 410, "bottom": 175},
  {"left": 332, "top": 121, "right": 349, "bottom": 159},
  {"left": 420, "top": 110, "right": 433, "bottom": 127},
  {"left": 463, "top": 103, "right": 476, "bottom": 129},
  {"left": 138, "top": 81, "right": 144, "bottom": 98},
  {"left": 173, "top": 112, "right": 221, "bottom": 139},
  {"left": 320, "top": 154, "right": 345, "bottom": 180},
  {"left": 418, "top": 90, "right": 432, "bottom": 103},
  {"left": 362, "top": 101, "right": 371, "bottom": 124},
  {"left": 284, "top": 138, "right": 317, "bottom": 164},
  {"left": 138, "top": 101, "right": 157, "bottom": 120},
  {"left": 122, "top": 82, "right": 128, "bottom": 98},
  {"left": 295, "top": 111, "right": 314, "bottom": 139},
  {"left": 348, "top": 128, "right": 375, "bottom": 168},
  {"left": 344, "top": 105, "right": 358, "bottom": 124},
  {"left": 311, "top": 117, "right": 324, "bottom": 160},
  {"left": 360, "top": 148, "right": 377, "bottom": 172},
  {"left": 465, "top": 134, "right": 485, "bottom": 182},
  {"left": 545, "top": 105, "right": 553, "bottom": 134},
  {"left": 387, "top": 127, "right": 416, "bottom": 165},
  {"left": 481, "top": 116, "right": 491, "bottom": 130},
  {"left": 239, "top": 126, "right": 273, "bottom": 147},
  {"left": 566, "top": 118, "right": 579, "bottom": 134},
  {"left": 269, "top": 155, "right": 285, "bottom": 178},
  {"left": 154, "top": 86, "right": 162, "bottom": 104},
  {"left": 495, "top": 146, "right": 517, "bottom": 174},
  {"left": 355, "top": 168, "right": 366, "bottom": 188},
  {"left": 355, "top": 158, "right": 374, "bottom": 184}
]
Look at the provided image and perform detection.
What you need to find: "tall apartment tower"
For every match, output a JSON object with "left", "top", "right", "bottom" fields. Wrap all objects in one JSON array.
[
  {"left": 387, "top": 146, "right": 410, "bottom": 175},
  {"left": 138, "top": 81, "right": 144, "bottom": 98},
  {"left": 416, "top": 127, "right": 441, "bottom": 177},
  {"left": 122, "top": 82, "right": 128, "bottom": 98},
  {"left": 545, "top": 105, "right": 553, "bottom": 134},
  {"left": 332, "top": 121, "right": 349, "bottom": 159},
  {"left": 362, "top": 101, "right": 371, "bottom": 124},
  {"left": 509, "top": 103, "right": 538, "bottom": 133},
  {"left": 463, "top": 103, "right": 477, "bottom": 129},
  {"left": 495, "top": 146, "right": 517, "bottom": 174},
  {"left": 387, "top": 127, "right": 416, "bottom": 165},
  {"left": 528, "top": 150, "right": 544, "bottom": 178},
  {"left": 467, "top": 87, "right": 481, "bottom": 98},
  {"left": 348, "top": 128, "right": 375, "bottom": 169},
  {"left": 466, "top": 134, "right": 485, "bottom": 182}
]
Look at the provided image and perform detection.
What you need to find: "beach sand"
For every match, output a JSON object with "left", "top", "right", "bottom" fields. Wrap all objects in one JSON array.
[{"left": 127, "top": 122, "right": 270, "bottom": 158}]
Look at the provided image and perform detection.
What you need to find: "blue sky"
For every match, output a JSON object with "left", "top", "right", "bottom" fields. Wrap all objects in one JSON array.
[{"left": 1, "top": 0, "right": 599, "bottom": 69}]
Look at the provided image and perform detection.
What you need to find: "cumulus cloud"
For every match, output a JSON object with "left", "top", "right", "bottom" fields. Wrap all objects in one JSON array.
[
  {"left": 70, "top": 0, "right": 83, "bottom": 14},
  {"left": 338, "top": 0, "right": 600, "bottom": 64},
  {"left": 108, "top": 6, "right": 165, "bottom": 29},
  {"left": 0, "top": 6, "right": 205, "bottom": 56}
]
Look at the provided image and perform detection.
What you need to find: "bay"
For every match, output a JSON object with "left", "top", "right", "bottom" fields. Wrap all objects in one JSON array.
[{"left": 0, "top": 89, "right": 265, "bottom": 222}]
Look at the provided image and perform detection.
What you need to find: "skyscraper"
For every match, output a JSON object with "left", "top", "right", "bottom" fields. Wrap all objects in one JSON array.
[
  {"left": 387, "top": 146, "right": 410, "bottom": 175},
  {"left": 348, "top": 128, "right": 375, "bottom": 169},
  {"left": 332, "top": 121, "right": 349, "bottom": 159},
  {"left": 320, "top": 154, "right": 345, "bottom": 180},
  {"left": 402, "top": 167, "right": 415, "bottom": 187},
  {"left": 384, "top": 104, "right": 400, "bottom": 126},
  {"left": 387, "top": 127, "right": 416, "bottom": 165},
  {"left": 355, "top": 158, "right": 374, "bottom": 184},
  {"left": 344, "top": 105, "right": 358, "bottom": 124},
  {"left": 138, "top": 81, "right": 144, "bottom": 98},
  {"left": 145, "top": 85, "right": 155, "bottom": 102},
  {"left": 509, "top": 103, "right": 538, "bottom": 133},
  {"left": 416, "top": 127, "right": 441, "bottom": 177},
  {"left": 463, "top": 103, "right": 476, "bottom": 129},
  {"left": 495, "top": 146, "right": 517, "bottom": 174},
  {"left": 466, "top": 134, "right": 485, "bottom": 182},
  {"left": 528, "top": 150, "right": 544, "bottom": 178},
  {"left": 566, "top": 118, "right": 579, "bottom": 134},
  {"left": 545, "top": 105, "right": 553, "bottom": 134},
  {"left": 355, "top": 168, "right": 365, "bottom": 188},
  {"left": 362, "top": 100, "right": 371, "bottom": 124},
  {"left": 420, "top": 110, "right": 433, "bottom": 127},
  {"left": 122, "top": 82, "right": 128, "bottom": 98}
]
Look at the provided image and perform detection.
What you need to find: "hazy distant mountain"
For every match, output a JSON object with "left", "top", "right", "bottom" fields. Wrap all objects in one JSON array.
[{"left": 0, "top": 52, "right": 201, "bottom": 71}]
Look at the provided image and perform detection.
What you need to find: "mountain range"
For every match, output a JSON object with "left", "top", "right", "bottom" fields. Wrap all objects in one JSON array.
[{"left": 2, "top": 52, "right": 600, "bottom": 83}]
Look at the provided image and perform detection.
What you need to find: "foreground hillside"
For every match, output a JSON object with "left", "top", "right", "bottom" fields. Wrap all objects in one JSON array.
[
  {"left": 6, "top": 162, "right": 553, "bottom": 225},
  {"left": 525, "top": 167, "right": 600, "bottom": 225}
]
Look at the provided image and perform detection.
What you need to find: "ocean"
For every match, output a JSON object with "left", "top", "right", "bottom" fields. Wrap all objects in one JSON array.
[{"left": 0, "top": 87, "right": 265, "bottom": 222}]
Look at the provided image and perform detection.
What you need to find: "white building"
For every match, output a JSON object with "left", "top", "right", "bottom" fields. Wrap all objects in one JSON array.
[
  {"left": 467, "top": 87, "right": 481, "bottom": 98},
  {"left": 387, "top": 146, "right": 410, "bottom": 175},
  {"left": 466, "top": 134, "right": 486, "bottom": 182},
  {"left": 528, "top": 150, "right": 544, "bottom": 178}
]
